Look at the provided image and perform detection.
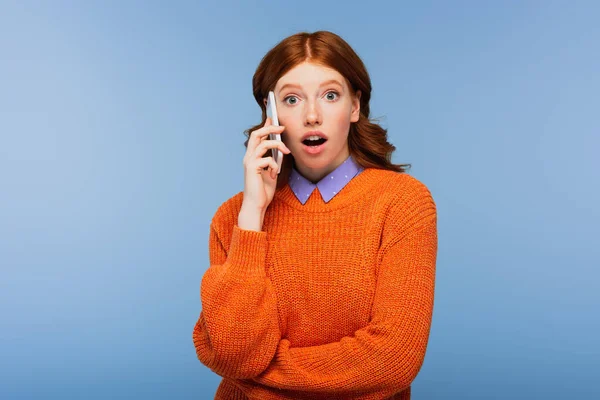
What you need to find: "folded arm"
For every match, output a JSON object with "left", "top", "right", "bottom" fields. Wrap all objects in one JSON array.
[{"left": 252, "top": 198, "right": 437, "bottom": 397}]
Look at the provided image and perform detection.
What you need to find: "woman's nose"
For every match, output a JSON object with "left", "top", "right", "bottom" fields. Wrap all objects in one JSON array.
[{"left": 304, "top": 101, "right": 322, "bottom": 125}]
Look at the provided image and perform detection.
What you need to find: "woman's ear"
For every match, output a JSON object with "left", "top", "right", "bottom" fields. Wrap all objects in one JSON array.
[{"left": 350, "top": 90, "right": 361, "bottom": 123}]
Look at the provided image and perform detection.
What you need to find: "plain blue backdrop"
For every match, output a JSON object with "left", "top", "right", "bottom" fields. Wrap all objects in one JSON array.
[{"left": 1, "top": 1, "right": 598, "bottom": 399}]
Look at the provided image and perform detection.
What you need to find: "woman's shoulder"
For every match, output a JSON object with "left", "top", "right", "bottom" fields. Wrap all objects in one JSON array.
[
  {"left": 210, "top": 190, "right": 245, "bottom": 233},
  {"left": 373, "top": 171, "right": 437, "bottom": 239},
  {"left": 371, "top": 169, "right": 435, "bottom": 204}
]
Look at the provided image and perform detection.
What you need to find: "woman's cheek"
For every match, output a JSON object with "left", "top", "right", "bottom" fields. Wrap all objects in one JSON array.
[
  {"left": 278, "top": 114, "right": 297, "bottom": 140},
  {"left": 334, "top": 109, "right": 352, "bottom": 132}
]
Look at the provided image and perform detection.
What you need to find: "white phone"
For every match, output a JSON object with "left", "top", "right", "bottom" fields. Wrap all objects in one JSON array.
[{"left": 266, "top": 91, "right": 284, "bottom": 174}]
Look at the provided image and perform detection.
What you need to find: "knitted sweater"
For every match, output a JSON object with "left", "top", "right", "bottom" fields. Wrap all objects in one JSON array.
[{"left": 193, "top": 167, "right": 438, "bottom": 399}]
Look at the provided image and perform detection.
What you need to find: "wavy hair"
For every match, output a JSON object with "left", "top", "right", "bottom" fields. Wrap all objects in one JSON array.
[{"left": 244, "top": 31, "right": 411, "bottom": 190}]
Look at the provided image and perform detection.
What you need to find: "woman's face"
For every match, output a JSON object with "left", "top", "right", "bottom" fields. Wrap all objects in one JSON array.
[{"left": 272, "top": 61, "right": 361, "bottom": 183}]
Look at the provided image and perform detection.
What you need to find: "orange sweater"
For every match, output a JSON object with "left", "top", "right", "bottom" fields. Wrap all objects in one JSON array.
[{"left": 193, "top": 168, "right": 438, "bottom": 399}]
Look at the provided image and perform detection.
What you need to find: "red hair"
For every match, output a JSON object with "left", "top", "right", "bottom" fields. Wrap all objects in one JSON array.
[{"left": 244, "top": 31, "right": 411, "bottom": 190}]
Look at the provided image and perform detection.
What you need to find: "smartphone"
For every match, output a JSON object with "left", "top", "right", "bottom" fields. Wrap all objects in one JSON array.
[{"left": 266, "top": 91, "right": 284, "bottom": 174}]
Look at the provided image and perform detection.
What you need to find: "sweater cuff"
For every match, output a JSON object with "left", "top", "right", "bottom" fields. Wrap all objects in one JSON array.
[{"left": 226, "top": 225, "right": 268, "bottom": 275}]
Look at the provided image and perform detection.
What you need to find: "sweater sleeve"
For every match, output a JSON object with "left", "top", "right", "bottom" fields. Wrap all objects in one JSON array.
[
  {"left": 250, "top": 199, "right": 437, "bottom": 397},
  {"left": 192, "top": 222, "right": 281, "bottom": 380}
]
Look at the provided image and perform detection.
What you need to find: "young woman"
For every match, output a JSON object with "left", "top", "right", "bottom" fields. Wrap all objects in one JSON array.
[{"left": 193, "top": 31, "right": 438, "bottom": 400}]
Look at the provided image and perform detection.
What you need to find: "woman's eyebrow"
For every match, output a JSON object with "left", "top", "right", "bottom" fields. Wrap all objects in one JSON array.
[{"left": 279, "top": 79, "right": 343, "bottom": 93}]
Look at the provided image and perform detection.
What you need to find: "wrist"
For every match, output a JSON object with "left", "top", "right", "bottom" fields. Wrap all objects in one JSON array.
[{"left": 238, "top": 203, "right": 266, "bottom": 232}]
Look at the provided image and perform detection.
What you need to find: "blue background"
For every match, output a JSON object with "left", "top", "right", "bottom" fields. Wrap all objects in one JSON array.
[{"left": 1, "top": 1, "right": 598, "bottom": 399}]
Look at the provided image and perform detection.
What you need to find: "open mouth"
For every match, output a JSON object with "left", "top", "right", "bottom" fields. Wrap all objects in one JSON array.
[{"left": 302, "top": 138, "right": 327, "bottom": 146}]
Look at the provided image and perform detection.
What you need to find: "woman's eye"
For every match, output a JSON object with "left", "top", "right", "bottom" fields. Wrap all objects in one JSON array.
[
  {"left": 284, "top": 96, "right": 298, "bottom": 105},
  {"left": 325, "top": 91, "right": 339, "bottom": 101}
]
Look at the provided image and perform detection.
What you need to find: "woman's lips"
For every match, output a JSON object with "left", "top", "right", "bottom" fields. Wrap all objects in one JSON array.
[{"left": 301, "top": 140, "right": 327, "bottom": 155}]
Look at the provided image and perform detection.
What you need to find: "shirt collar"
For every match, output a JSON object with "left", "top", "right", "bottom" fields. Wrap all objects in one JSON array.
[{"left": 288, "top": 155, "right": 365, "bottom": 205}]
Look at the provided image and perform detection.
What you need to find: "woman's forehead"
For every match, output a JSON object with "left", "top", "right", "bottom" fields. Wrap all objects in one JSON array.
[{"left": 275, "top": 62, "right": 346, "bottom": 91}]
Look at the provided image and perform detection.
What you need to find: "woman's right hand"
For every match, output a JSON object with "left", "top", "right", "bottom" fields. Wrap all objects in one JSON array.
[{"left": 242, "top": 117, "right": 291, "bottom": 212}]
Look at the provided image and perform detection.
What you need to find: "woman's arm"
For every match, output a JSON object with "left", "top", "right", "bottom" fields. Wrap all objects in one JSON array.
[
  {"left": 251, "top": 195, "right": 437, "bottom": 397},
  {"left": 192, "top": 221, "right": 281, "bottom": 380}
]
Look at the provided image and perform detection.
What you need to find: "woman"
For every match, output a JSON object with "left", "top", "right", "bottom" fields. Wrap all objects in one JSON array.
[{"left": 193, "top": 31, "right": 438, "bottom": 400}]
